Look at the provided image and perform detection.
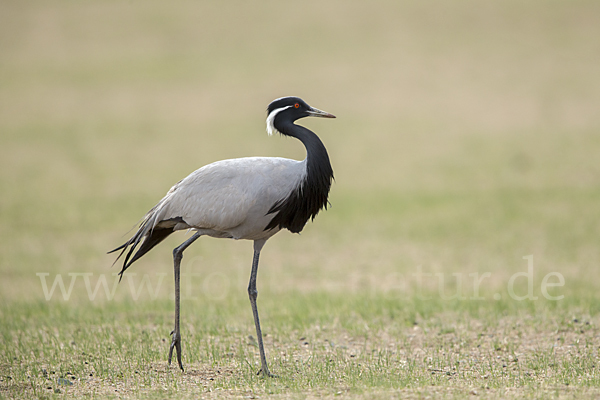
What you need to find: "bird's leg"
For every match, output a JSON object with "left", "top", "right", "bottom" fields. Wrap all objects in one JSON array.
[
  {"left": 169, "top": 231, "right": 202, "bottom": 372},
  {"left": 248, "top": 239, "right": 275, "bottom": 377}
]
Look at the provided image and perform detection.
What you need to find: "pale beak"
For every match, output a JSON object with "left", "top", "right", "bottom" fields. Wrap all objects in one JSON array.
[{"left": 307, "top": 107, "right": 336, "bottom": 119}]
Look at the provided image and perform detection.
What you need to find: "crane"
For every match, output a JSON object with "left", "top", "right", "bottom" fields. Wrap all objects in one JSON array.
[{"left": 109, "top": 96, "right": 335, "bottom": 377}]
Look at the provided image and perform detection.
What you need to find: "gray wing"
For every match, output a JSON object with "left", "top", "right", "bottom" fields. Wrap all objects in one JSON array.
[
  {"left": 110, "top": 157, "right": 305, "bottom": 275},
  {"left": 152, "top": 157, "right": 305, "bottom": 233}
]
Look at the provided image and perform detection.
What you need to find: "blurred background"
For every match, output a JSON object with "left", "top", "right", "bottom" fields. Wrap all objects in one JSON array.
[{"left": 1, "top": 0, "right": 599, "bottom": 302}]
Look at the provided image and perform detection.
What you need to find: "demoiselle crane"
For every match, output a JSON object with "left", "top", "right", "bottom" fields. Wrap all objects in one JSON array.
[{"left": 109, "top": 96, "right": 335, "bottom": 377}]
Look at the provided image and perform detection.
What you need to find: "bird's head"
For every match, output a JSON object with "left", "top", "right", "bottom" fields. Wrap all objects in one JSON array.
[{"left": 266, "top": 96, "right": 335, "bottom": 136}]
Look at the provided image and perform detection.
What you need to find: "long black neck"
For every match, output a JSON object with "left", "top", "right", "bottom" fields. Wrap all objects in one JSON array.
[{"left": 265, "top": 119, "right": 334, "bottom": 233}]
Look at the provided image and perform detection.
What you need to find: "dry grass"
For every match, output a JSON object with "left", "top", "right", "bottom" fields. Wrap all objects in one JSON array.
[{"left": 2, "top": 298, "right": 600, "bottom": 399}]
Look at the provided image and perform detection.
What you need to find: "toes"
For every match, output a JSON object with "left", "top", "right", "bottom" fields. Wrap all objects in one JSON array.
[
  {"left": 168, "top": 334, "right": 183, "bottom": 371},
  {"left": 257, "top": 368, "right": 277, "bottom": 378}
]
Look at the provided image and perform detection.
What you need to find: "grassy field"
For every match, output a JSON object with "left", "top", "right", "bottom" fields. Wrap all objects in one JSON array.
[{"left": 2, "top": 0, "right": 600, "bottom": 398}]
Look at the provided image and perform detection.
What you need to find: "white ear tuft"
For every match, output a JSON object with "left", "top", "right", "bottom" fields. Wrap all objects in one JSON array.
[{"left": 266, "top": 105, "right": 292, "bottom": 136}]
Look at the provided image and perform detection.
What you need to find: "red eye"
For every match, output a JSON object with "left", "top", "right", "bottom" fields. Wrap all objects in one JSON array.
[{"left": 294, "top": 103, "right": 300, "bottom": 108}]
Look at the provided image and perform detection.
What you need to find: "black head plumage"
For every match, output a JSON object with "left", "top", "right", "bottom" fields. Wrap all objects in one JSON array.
[
  {"left": 266, "top": 96, "right": 335, "bottom": 137},
  {"left": 267, "top": 96, "right": 308, "bottom": 115}
]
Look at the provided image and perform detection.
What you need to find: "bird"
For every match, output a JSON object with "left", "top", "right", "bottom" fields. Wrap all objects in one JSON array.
[{"left": 109, "top": 96, "right": 335, "bottom": 377}]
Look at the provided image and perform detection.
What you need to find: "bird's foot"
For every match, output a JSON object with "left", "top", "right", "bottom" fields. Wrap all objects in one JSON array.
[
  {"left": 257, "top": 367, "right": 278, "bottom": 378},
  {"left": 168, "top": 329, "right": 184, "bottom": 372}
]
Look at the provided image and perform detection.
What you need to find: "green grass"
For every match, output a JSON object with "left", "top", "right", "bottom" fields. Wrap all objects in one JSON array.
[
  {"left": 3, "top": 295, "right": 600, "bottom": 398},
  {"left": 2, "top": 0, "right": 600, "bottom": 398}
]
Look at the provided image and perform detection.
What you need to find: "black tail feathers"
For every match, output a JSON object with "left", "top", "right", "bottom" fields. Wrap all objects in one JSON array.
[{"left": 109, "top": 227, "right": 174, "bottom": 280}]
